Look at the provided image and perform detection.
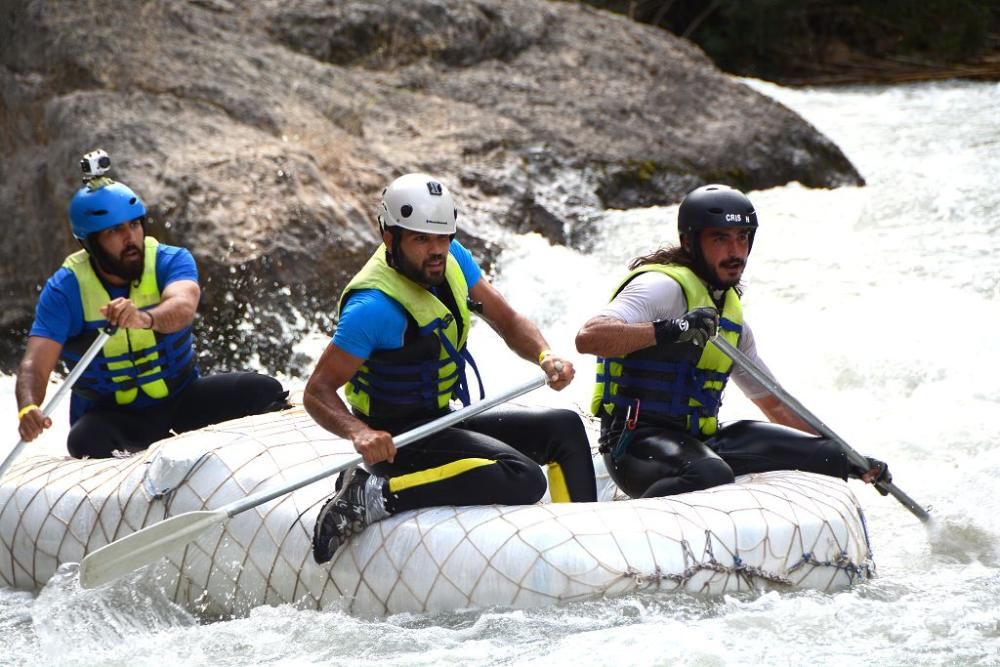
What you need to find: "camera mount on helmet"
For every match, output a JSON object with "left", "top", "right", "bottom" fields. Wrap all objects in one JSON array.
[
  {"left": 68, "top": 149, "right": 147, "bottom": 243},
  {"left": 80, "top": 148, "right": 112, "bottom": 183}
]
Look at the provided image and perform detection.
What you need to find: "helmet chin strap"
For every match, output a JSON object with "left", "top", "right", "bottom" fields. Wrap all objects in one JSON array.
[
  {"left": 384, "top": 227, "right": 405, "bottom": 275},
  {"left": 377, "top": 212, "right": 405, "bottom": 275},
  {"left": 684, "top": 232, "right": 715, "bottom": 288},
  {"left": 81, "top": 236, "right": 112, "bottom": 274}
]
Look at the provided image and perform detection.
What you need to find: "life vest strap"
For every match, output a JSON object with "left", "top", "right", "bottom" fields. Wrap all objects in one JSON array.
[
  {"left": 598, "top": 355, "right": 725, "bottom": 426},
  {"left": 719, "top": 317, "right": 743, "bottom": 334},
  {"left": 68, "top": 328, "right": 195, "bottom": 400}
]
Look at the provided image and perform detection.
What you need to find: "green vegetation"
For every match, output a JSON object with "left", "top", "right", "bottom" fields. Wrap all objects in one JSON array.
[{"left": 576, "top": 0, "right": 1000, "bottom": 83}]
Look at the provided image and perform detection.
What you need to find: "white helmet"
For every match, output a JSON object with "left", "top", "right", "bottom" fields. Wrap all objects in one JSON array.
[{"left": 378, "top": 173, "right": 457, "bottom": 235}]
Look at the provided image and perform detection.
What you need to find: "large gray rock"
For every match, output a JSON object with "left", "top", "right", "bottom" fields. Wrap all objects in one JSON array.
[{"left": 0, "top": 0, "right": 862, "bottom": 374}]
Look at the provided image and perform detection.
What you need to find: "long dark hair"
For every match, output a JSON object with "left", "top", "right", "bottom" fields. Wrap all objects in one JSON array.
[
  {"left": 628, "top": 244, "right": 694, "bottom": 271},
  {"left": 628, "top": 243, "right": 744, "bottom": 295}
]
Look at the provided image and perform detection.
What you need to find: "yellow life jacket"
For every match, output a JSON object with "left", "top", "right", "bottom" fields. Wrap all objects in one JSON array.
[
  {"left": 63, "top": 237, "right": 172, "bottom": 405},
  {"left": 590, "top": 264, "right": 743, "bottom": 437},
  {"left": 341, "top": 244, "right": 475, "bottom": 421}
]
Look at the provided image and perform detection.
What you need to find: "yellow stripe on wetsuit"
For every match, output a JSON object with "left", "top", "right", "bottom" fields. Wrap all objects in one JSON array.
[
  {"left": 388, "top": 457, "right": 497, "bottom": 494},
  {"left": 547, "top": 462, "right": 571, "bottom": 503},
  {"left": 387, "top": 457, "right": 574, "bottom": 502}
]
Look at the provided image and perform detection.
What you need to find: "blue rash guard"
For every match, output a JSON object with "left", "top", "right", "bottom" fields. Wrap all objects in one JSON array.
[
  {"left": 332, "top": 239, "right": 482, "bottom": 358},
  {"left": 29, "top": 243, "right": 199, "bottom": 423}
]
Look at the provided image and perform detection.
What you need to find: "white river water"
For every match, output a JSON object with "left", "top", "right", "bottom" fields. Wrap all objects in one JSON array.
[{"left": 1, "top": 79, "right": 999, "bottom": 666}]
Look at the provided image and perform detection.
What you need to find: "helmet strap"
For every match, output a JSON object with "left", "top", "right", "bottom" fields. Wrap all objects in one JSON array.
[
  {"left": 681, "top": 231, "right": 704, "bottom": 270},
  {"left": 384, "top": 227, "right": 404, "bottom": 273},
  {"left": 84, "top": 236, "right": 118, "bottom": 278},
  {"left": 685, "top": 230, "right": 721, "bottom": 289}
]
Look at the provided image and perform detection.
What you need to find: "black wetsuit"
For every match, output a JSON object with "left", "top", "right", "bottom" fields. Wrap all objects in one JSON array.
[
  {"left": 600, "top": 413, "right": 852, "bottom": 499},
  {"left": 68, "top": 372, "right": 289, "bottom": 458},
  {"left": 362, "top": 405, "right": 598, "bottom": 510}
]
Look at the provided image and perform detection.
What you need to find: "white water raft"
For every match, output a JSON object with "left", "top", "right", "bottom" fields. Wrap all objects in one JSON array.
[{"left": 0, "top": 408, "right": 873, "bottom": 617}]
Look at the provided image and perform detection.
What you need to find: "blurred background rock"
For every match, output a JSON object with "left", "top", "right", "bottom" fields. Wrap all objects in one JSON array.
[{"left": 9, "top": 0, "right": 978, "bottom": 376}]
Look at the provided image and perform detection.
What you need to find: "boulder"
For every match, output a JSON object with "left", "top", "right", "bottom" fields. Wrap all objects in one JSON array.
[{"left": 0, "top": 0, "right": 862, "bottom": 374}]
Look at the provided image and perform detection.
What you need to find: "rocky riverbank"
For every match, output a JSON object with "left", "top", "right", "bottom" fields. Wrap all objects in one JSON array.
[{"left": 0, "top": 0, "right": 863, "bottom": 374}]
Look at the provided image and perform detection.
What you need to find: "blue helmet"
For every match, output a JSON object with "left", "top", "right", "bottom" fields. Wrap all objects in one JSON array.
[{"left": 68, "top": 181, "right": 147, "bottom": 240}]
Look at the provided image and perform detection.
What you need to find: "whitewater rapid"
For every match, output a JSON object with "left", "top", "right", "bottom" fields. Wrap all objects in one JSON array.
[{"left": 2, "top": 78, "right": 999, "bottom": 666}]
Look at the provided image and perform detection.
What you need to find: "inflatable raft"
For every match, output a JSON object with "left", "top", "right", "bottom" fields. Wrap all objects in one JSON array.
[{"left": 0, "top": 407, "right": 874, "bottom": 618}]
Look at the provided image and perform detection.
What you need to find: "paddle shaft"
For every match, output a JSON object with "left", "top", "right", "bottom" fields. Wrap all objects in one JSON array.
[
  {"left": 0, "top": 327, "right": 114, "bottom": 478},
  {"left": 711, "top": 336, "right": 931, "bottom": 523},
  {"left": 78, "top": 373, "right": 549, "bottom": 588},
  {"left": 224, "top": 373, "right": 548, "bottom": 517}
]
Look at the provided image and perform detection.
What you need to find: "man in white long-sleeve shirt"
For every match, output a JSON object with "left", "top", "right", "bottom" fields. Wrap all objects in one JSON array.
[{"left": 576, "top": 184, "right": 889, "bottom": 498}]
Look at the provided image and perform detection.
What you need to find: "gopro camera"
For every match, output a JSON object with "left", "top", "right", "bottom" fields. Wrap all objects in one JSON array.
[{"left": 80, "top": 149, "right": 112, "bottom": 180}]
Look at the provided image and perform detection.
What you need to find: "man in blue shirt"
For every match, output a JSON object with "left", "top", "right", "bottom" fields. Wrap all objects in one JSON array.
[
  {"left": 15, "top": 157, "right": 289, "bottom": 458},
  {"left": 305, "top": 173, "right": 597, "bottom": 564}
]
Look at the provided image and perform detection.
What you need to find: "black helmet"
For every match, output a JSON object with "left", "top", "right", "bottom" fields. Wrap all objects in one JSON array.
[
  {"left": 677, "top": 184, "right": 758, "bottom": 288},
  {"left": 678, "top": 184, "right": 758, "bottom": 240}
]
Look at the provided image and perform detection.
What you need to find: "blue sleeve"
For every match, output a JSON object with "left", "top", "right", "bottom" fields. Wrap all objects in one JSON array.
[
  {"left": 450, "top": 239, "right": 481, "bottom": 289},
  {"left": 28, "top": 269, "right": 85, "bottom": 344},
  {"left": 156, "top": 244, "right": 199, "bottom": 287},
  {"left": 332, "top": 289, "right": 409, "bottom": 359}
]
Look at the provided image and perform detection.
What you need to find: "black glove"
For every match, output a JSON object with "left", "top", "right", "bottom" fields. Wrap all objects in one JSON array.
[
  {"left": 653, "top": 307, "right": 719, "bottom": 348},
  {"left": 851, "top": 456, "right": 892, "bottom": 495}
]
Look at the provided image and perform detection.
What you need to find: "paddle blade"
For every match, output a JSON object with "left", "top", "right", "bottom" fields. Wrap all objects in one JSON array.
[{"left": 79, "top": 509, "right": 227, "bottom": 589}]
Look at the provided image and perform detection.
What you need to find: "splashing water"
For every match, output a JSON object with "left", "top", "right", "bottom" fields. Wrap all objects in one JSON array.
[
  {"left": 31, "top": 563, "right": 196, "bottom": 666},
  {"left": 2, "top": 79, "right": 1000, "bottom": 666}
]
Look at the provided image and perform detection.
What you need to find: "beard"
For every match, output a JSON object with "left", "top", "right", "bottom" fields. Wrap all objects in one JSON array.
[
  {"left": 91, "top": 241, "right": 144, "bottom": 282},
  {"left": 396, "top": 249, "right": 447, "bottom": 287},
  {"left": 705, "top": 257, "right": 745, "bottom": 290}
]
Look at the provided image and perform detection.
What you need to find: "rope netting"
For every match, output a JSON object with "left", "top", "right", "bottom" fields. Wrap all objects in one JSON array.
[{"left": 0, "top": 408, "right": 873, "bottom": 618}]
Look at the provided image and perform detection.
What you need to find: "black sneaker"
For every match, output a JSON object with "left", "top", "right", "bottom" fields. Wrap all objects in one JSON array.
[{"left": 312, "top": 467, "right": 372, "bottom": 564}]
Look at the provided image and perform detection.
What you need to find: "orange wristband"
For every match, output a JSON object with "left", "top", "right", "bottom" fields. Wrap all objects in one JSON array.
[{"left": 17, "top": 404, "right": 39, "bottom": 421}]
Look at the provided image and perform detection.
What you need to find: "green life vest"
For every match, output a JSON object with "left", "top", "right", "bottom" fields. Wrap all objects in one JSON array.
[
  {"left": 63, "top": 236, "right": 171, "bottom": 405},
  {"left": 341, "top": 244, "right": 475, "bottom": 421},
  {"left": 590, "top": 264, "right": 743, "bottom": 437}
]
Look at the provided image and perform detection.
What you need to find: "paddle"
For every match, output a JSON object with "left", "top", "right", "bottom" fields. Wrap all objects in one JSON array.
[
  {"left": 1, "top": 326, "right": 115, "bottom": 479},
  {"left": 78, "top": 372, "right": 549, "bottom": 589},
  {"left": 711, "top": 335, "right": 931, "bottom": 523}
]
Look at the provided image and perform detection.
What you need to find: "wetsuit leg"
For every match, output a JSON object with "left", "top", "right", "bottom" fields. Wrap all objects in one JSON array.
[
  {"left": 169, "top": 372, "right": 289, "bottom": 434},
  {"left": 456, "top": 405, "right": 597, "bottom": 502},
  {"left": 66, "top": 401, "right": 175, "bottom": 458},
  {"left": 600, "top": 417, "right": 734, "bottom": 499},
  {"left": 708, "top": 420, "right": 850, "bottom": 480},
  {"left": 66, "top": 374, "right": 286, "bottom": 458},
  {"left": 370, "top": 427, "right": 549, "bottom": 513}
]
